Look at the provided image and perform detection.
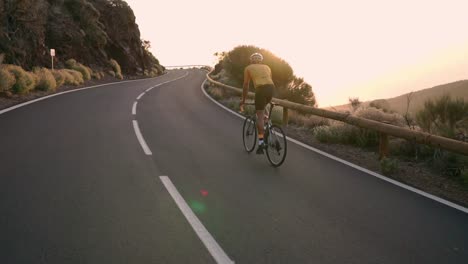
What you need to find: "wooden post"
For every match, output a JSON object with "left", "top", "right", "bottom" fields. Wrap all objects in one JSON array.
[
  {"left": 379, "top": 132, "right": 389, "bottom": 160},
  {"left": 283, "top": 107, "right": 289, "bottom": 126}
]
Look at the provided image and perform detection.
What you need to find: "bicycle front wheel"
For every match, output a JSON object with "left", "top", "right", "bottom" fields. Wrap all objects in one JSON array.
[
  {"left": 265, "top": 125, "right": 287, "bottom": 167},
  {"left": 242, "top": 116, "right": 257, "bottom": 153}
]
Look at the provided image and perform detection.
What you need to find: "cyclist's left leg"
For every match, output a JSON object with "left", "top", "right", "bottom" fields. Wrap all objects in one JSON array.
[{"left": 255, "top": 88, "right": 267, "bottom": 148}]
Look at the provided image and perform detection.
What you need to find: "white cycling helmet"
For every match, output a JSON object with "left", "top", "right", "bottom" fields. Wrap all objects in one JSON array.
[{"left": 250, "top": 53, "right": 263, "bottom": 62}]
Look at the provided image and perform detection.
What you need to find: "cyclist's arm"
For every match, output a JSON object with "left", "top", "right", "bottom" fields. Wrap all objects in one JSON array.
[{"left": 242, "top": 68, "right": 250, "bottom": 104}]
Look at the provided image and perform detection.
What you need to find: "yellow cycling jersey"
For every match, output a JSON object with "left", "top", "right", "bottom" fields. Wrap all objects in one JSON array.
[{"left": 244, "top": 64, "right": 274, "bottom": 89}]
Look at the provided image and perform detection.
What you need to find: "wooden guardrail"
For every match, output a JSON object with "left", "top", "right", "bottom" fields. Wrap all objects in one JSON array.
[{"left": 205, "top": 71, "right": 468, "bottom": 157}]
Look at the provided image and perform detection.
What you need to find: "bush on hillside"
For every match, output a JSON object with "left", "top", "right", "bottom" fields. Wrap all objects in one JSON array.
[
  {"left": 52, "top": 70, "right": 66, "bottom": 87},
  {"left": 4, "top": 65, "right": 36, "bottom": 94},
  {"left": 289, "top": 110, "right": 329, "bottom": 129},
  {"left": 354, "top": 107, "right": 406, "bottom": 127},
  {"left": 369, "top": 99, "right": 391, "bottom": 113},
  {"left": 313, "top": 123, "right": 379, "bottom": 148},
  {"left": 109, "top": 59, "right": 123, "bottom": 79},
  {"left": 34, "top": 68, "right": 57, "bottom": 91},
  {"left": 416, "top": 95, "right": 468, "bottom": 138},
  {"left": 65, "top": 59, "right": 92, "bottom": 81},
  {"left": 64, "top": 69, "right": 84, "bottom": 85},
  {"left": 0, "top": 68, "right": 16, "bottom": 93}
]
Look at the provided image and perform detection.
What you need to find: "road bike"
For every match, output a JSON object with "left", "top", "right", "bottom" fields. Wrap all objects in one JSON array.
[{"left": 242, "top": 102, "right": 287, "bottom": 167}]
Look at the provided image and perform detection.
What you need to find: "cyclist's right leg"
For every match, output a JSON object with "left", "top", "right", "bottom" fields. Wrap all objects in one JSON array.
[{"left": 255, "top": 85, "right": 273, "bottom": 154}]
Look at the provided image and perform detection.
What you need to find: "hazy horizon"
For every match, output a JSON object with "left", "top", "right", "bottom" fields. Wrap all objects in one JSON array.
[{"left": 125, "top": 0, "right": 468, "bottom": 107}]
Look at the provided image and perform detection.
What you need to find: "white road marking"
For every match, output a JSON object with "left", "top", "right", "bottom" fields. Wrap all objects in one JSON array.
[
  {"left": 200, "top": 79, "right": 468, "bottom": 214},
  {"left": 132, "top": 120, "right": 152, "bottom": 155},
  {"left": 159, "top": 176, "right": 235, "bottom": 264},
  {"left": 131, "top": 71, "right": 190, "bottom": 155},
  {"left": 132, "top": 101, "right": 138, "bottom": 115},
  {"left": 0, "top": 76, "right": 168, "bottom": 116},
  {"left": 136, "top": 92, "right": 146, "bottom": 100}
]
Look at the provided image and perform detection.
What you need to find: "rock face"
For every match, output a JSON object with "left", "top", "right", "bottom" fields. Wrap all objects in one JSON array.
[{"left": 0, "top": 0, "right": 162, "bottom": 74}]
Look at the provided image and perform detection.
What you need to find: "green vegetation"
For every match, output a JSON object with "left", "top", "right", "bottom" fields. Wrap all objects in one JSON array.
[
  {"left": 416, "top": 95, "right": 468, "bottom": 138},
  {"left": 380, "top": 158, "right": 399, "bottom": 176},
  {"left": 109, "top": 59, "right": 123, "bottom": 79},
  {"left": 213, "top": 45, "right": 317, "bottom": 106}
]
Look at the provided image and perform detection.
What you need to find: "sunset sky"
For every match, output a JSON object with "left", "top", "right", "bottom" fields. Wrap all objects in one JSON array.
[{"left": 125, "top": 0, "right": 468, "bottom": 107}]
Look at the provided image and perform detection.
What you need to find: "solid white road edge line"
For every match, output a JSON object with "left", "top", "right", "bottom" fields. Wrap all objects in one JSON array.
[
  {"left": 200, "top": 79, "right": 468, "bottom": 214},
  {"left": 0, "top": 74, "right": 171, "bottom": 116},
  {"left": 132, "top": 101, "right": 138, "bottom": 116},
  {"left": 132, "top": 120, "right": 152, "bottom": 155},
  {"left": 159, "top": 176, "right": 235, "bottom": 264}
]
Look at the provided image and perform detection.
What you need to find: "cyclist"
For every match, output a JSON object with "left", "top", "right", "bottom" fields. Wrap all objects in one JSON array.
[{"left": 240, "top": 52, "right": 275, "bottom": 154}]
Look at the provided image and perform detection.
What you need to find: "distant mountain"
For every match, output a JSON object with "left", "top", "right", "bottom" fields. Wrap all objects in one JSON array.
[
  {"left": 0, "top": 0, "right": 162, "bottom": 74},
  {"left": 384, "top": 80, "right": 468, "bottom": 115},
  {"left": 328, "top": 80, "right": 468, "bottom": 114}
]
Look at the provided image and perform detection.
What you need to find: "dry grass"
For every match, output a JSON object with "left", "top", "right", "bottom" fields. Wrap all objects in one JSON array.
[
  {"left": 52, "top": 70, "right": 65, "bottom": 87},
  {"left": 0, "top": 68, "right": 16, "bottom": 93},
  {"left": 289, "top": 110, "right": 329, "bottom": 128},
  {"left": 66, "top": 59, "right": 92, "bottom": 81},
  {"left": 354, "top": 107, "right": 406, "bottom": 127},
  {"left": 34, "top": 68, "right": 57, "bottom": 91},
  {"left": 109, "top": 59, "right": 123, "bottom": 79},
  {"left": 3, "top": 65, "right": 36, "bottom": 94}
]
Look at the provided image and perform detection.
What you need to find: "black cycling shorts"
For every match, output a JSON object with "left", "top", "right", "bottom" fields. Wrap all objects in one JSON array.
[{"left": 255, "top": 84, "right": 274, "bottom": 110}]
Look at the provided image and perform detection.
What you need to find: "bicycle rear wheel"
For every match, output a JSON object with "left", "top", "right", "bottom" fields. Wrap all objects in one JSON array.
[
  {"left": 242, "top": 116, "right": 257, "bottom": 153},
  {"left": 265, "top": 125, "right": 287, "bottom": 167}
]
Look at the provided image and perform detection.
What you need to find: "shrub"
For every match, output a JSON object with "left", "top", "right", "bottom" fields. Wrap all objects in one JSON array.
[
  {"left": 109, "top": 59, "right": 123, "bottom": 79},
  {"left": 4, "top": 65, "right": 36, "bottom": 94},
  {"left": 34, "top": 68, "right": 57, "bottom": 91},
  {"left": 92, "top": 70, "right": 105, "bottom": 80},
  {"left": 207, "top": 86, "right": 224, "bottom": 100},
  {"left": 65, "top": 59, "right": 92, "bottom": 81},
  {"left": 108, "top": 70, "right": 116, "bottom": 78},
  {"left": 0, "top": 68, "right": 16, "bottom": 93},
  {"left": 355, "top": 107, "right": 406, "bottom": 127},
  {"left": 65, "top": 69, "right": 84, "bottom": 85},
  {"left": 380, "top": 158, "right": 399, "bottom": 176},
  {"left": 52, "top": 70, "right": 65, "bottom": 87},
  {"left": 416, "top": 95, "right": 468, "bottom": 138},
  {"left": 289, "top": 110, "right": 329, "bottom": 129},
  {"left": 313, "top": 122, "right": 379, "bottom": 148}
]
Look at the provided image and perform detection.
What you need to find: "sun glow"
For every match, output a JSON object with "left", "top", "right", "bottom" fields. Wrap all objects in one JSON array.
[{"left": 126, "top": 0, "right": 468, "bottom": 106}]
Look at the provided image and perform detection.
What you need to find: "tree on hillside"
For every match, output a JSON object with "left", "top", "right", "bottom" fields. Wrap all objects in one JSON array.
[
  {"left": 416, "top": 95, "right": 468, "bottom": 138},
  {"left": 215, "top": 45, "right": 317, "bottom": 106},
  {"left": 284, "top": 77, "right": 317, "bottom": 106}
]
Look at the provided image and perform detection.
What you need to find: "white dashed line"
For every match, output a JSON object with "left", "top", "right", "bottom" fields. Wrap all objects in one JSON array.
[
  {"left": 132, "top": 101, "right": 138, "bottom": 116},
  {"left": 200, "top": 79, "right": 468, "bottom": 214},
  {"left": 136, "top": 92, "right": 145, "bottom": 100},
  {"left": 159, "top": 176, "right": 235, "bottom": 264},
  {"left": 133, "top": 120, "right": 152, "bottom": 155},
  {"left": 131, "top": 71, "right": 190, "bottom": 155}
]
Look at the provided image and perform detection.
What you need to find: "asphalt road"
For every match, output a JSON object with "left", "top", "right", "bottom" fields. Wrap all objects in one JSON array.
[{"left": 1, "top": 69, "right": 467, "bottom": 263}]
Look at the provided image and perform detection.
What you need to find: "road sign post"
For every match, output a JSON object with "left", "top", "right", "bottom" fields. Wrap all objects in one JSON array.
[{"left": 50, "top": 49, "right": 55, "bottom": 70}]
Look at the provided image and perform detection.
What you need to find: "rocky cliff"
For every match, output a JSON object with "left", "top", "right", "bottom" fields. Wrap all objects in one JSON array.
[{"left": 0, "top": 0, "right": 162, "bottom": 74}]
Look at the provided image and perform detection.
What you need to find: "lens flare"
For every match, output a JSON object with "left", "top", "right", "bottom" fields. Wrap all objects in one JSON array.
[
  {"left": 190, "top": 201, "right": 206, "bottom": 214},
  {"left": 200, "top": 190, "right": 209, "bottom": 197}
]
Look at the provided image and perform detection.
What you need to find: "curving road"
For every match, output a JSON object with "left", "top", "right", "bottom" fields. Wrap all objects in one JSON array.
[{"left": 0, "top": 69, "right": 467, "bottom": 263}]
